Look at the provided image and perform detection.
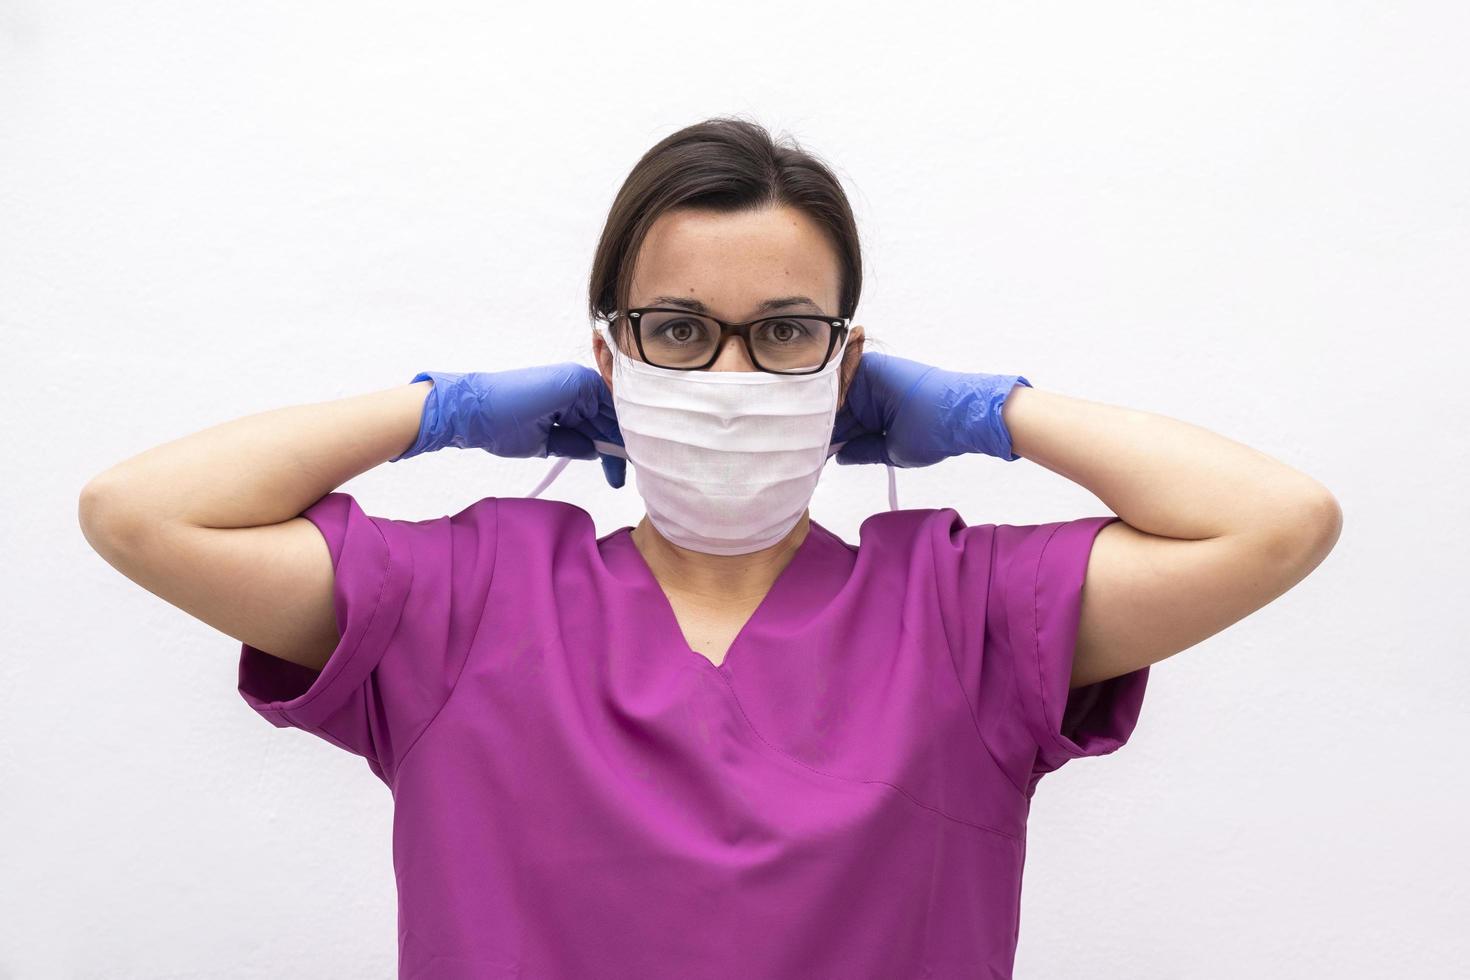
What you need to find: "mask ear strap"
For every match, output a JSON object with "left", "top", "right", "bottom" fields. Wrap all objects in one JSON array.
[
  {"left": 593, "top": 440, "right": 627, "bottom": 459},
  {"left": 527, "top": 454, "right": 573, "bottom": 499},
  {"left": 527, "top": 440, "right": 630, "bottom": 498},
  {"left": 826, "top": 441, "right": 901, "bottom": 512}
]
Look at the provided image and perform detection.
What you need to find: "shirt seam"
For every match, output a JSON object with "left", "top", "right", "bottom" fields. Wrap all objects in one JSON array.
[
  {"left": 929, "top": 520, "right": 1031, "bottom": 801},
  {"left": 275, "top": 503, "right": 395, "bottom": 722},
  {"left": 1030, "top": 520, "right": 1088, "bottom": 760},
  {"left": 273, "top": 503, "right": 399, "bottom": 774},
  {"left": 389, "top": 497, "right": 500, "bottom": 785}
]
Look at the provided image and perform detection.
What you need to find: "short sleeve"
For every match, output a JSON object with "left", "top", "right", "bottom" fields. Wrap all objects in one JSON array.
[
  {"left": 1000, "top": 515, "right": 1148, "bottom": 789},
  {"left": 237, "top": 491, "right": 499, "bottom": 785},
  {"left": 930, "top": 511, "right": 1149, "bottom": 798}
]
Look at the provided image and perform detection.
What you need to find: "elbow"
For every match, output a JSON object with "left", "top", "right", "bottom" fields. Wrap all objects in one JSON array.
[
  {"left": 79, "top": 474, "right": 120, "bottom": 533},
  {"left": 78, "top": 477, "right": 111, "bottom": 543},
  {"left": 1298, "top": 485, "right": 1344, "bottom": 547},
  {"left": 78, "top": 475, "right": 148, "bottom": 556},
  {"left": 1316, "top": 490, "right": 1344, "bottom": 543},
  {"left": 1266, "top": 488, "right": 1343, "bottom": 573}
]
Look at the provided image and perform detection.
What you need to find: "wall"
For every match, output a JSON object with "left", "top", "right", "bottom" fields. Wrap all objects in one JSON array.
[{"left": 3, "top": 2, "right": 1465, "bottom": 976}]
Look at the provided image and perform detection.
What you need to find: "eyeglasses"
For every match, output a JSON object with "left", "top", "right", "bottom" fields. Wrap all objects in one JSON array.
[{"left": 607, "top": 307, "right": 851, "bottom": 375}]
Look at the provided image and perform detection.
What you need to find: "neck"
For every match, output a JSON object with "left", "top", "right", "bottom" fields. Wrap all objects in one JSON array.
[{"left": 630, "top": 511, "right": 812, "bottom": 603}]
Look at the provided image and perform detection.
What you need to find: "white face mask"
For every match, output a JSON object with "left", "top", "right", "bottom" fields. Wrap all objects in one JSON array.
[{"left": 525, "top": 322, "right": 899, "bottom": 554}]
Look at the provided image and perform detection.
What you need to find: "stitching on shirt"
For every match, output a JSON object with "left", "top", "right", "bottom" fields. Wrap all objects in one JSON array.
[
  {"left": 929, "top": 519, "right": 1031, "bottom": 801},
  {"left": 1032, "top": 521, "right": 1086, "bottom": 759},
  {"left": 390, "top": 498, "right": 501, "bottom": 785},
  {"left": 277, "top": 504, "right": 396, "bottom": 733},
  {"left": 714, "top": 669, "right": 1024, "bottom": 844},
  {"left": 322, "top": 507, "right": 395, "bottom": 774}
]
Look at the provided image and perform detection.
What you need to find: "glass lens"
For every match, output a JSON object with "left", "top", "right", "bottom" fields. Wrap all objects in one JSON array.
[
  {"left": 636, "top": 312, "right": 834, "bottom": 372},
  {"left": 752, "top": 316, "right": 836, "bottom": 371},
  {"left": 635, "top": 312, "right": 717, "bottom": 367}
]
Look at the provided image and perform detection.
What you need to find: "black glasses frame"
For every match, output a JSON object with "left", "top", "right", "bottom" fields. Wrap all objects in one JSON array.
[{"left": 609, "top": 307, "right": 851, "bottom": 375}]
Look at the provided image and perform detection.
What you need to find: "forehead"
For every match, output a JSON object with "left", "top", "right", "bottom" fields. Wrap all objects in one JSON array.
[{"left": 629, "top": 204, "right": 840, "bottom": 316}]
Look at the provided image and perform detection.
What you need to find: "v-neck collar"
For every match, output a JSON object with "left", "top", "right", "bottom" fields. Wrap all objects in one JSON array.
[{"left": 601, "top": 519, "right": 849, "bottom": 677}]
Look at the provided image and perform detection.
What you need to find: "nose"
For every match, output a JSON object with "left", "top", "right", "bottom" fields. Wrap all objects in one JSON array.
[{"left": 708, "top": 334, "right": 758, "bottom": 373}]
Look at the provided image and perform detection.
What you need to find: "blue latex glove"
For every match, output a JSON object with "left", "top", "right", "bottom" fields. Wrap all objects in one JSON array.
[
  {"left": 390, "top": 365, "right": 627, "bottom": 488},
  {"left": 831, "top": 351, "right": 1032, "bottom": 467}
]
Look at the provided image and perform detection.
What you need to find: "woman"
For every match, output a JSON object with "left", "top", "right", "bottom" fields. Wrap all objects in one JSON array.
[{"left": 79, "top": 117, "right": 1342, "bottom": 978}]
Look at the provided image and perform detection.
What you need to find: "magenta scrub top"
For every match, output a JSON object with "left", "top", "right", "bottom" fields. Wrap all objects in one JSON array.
[{"left": 238, "top": 492, "right": 1148, "bottom": 978}]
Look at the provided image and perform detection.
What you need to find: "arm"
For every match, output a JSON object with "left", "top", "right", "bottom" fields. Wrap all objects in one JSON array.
[
  {"left": 77, "top": 381, "right": 433, "bottom": 670},
  {"left": 1001, "top": 386, "right": 1343, "bottom": 688}
]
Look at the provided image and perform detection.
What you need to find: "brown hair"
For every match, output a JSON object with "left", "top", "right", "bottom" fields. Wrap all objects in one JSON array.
[{"left": 587, "top": 115, "right": 863, "bottom": 340}]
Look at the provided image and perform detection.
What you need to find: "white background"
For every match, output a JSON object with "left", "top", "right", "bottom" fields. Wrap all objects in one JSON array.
[{"left": 4, "top": 2, "right": 1466, "bottom": 977}]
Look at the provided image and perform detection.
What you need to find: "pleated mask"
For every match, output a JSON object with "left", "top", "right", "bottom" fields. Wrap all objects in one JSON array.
[{"left": 526, "top": 321, "right": 898, "bottom": 554}]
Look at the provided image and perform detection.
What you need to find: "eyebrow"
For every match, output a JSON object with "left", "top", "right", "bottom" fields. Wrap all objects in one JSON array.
[{"left": 646, "top": 294, "right": 825, "bottom": 317}]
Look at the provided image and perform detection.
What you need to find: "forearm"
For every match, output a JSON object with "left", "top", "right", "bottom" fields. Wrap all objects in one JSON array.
[
  {"left": 81, "top": 380, "right": 433, "bottom": 531},
  {"left": 1000, "top": 385, "right": 1335, "bottom": 541}
]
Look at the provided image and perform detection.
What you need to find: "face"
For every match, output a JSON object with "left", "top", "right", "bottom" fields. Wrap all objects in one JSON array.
[{"left": 593, "top": 203, "right": 865, "bottom": 406}]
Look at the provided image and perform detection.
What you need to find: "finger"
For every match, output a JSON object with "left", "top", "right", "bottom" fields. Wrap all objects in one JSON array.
[
  {"left": 573, "top": 412, "right": 623, "bottom": 449},
  {"left": 522, "top": 364, "right": 598, "bottom": 424},
  {"left": 594, "top": 395, "right": 623, "bottom": 442},
  {"left": 546, "top": 427, "right": 598, "bottom": 460},
  {"left": 834, "top": 433, "right": 891, "bottom": 466},
  {"left": 600, "top": 453, "right": 626, "bottom": 489}
]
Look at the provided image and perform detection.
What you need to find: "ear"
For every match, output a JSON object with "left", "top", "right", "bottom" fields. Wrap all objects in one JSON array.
[
  {"left": 592, "top": 324, "right": 614, "bottom": 393},
  {"left": 838, "top": 325, "right": 865, "bottom": 408}
]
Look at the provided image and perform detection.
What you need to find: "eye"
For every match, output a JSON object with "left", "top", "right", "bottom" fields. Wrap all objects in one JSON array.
[
  {"left": 756, "top": 318, "right": 813, "bottom": 344},
  {"left": 648, "top": 317, "right": 711, "bottom": 344}
]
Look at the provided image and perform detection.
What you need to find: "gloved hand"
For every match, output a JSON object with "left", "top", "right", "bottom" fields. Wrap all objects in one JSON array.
[
  {"left": 831, "top": 351, "right": 1032, "bottom": 467},
  {"left": 390, "top": 364, "right": 627, "bottom": 488}
]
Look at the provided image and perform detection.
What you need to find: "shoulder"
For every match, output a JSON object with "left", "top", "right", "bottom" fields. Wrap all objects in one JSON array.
[
  {"left": 309, "top": 494, "right": 604, "bottom": 585},
  {"left": 493, "top": 495, "right": 604, "bottom": 542},
  {"left": 863, "top": 505, "right": 1114, "bottom": 569},
  {"left": 477, "top": 497, "right": 615, "bottom": 576},
  {"left": 850, "top": 506, "right": 1117, "bottom": 630},
  {"left": 850, "top": 507, "right": 1004, "bottom": 565},
  {"left": 837, "top": 508, "right": 999, "bottom": 611}
]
